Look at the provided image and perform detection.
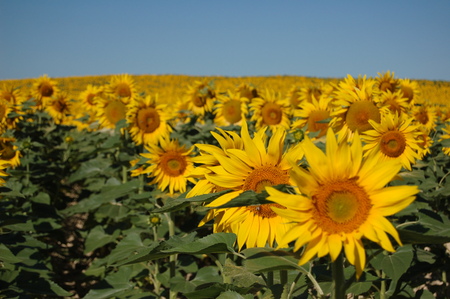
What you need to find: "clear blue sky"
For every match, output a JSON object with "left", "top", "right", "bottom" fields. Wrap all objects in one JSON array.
[{"left": 1, "top": 1, "right": 450, "bottom": 81}]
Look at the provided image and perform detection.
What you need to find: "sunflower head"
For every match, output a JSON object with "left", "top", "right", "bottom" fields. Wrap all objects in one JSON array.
[
  {"left": 213, "top": 91, "right": 249, "bottom": 126},
  {"left": 32, "top": 74, "right": 59, "bottom": 101},
  {"left": 105, "top": 74, "right": 138, "bottom": 103}
]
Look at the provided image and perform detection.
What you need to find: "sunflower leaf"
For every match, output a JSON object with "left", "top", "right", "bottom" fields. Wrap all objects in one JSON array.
[{"left": 153, "top": 190, "right": 232, "bottom": 213}]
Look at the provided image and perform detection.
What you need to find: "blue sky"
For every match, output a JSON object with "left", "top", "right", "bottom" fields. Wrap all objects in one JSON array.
[{"left": 1, "top": 1, "right": 450, "bottom": 81}]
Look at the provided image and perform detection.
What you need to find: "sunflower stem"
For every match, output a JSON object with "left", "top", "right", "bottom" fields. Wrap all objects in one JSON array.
[
  {"left": 331, "top": 253, "right": 346, "bottom": 299},
  {"left": 280, "top": 269, "right": 288, "bottom": 285},
  {"left": 380, "top": 270, "right": 386, "bottom": 299},
  {"left": 165, "top": 212, "right": 178, "bottom": 299},
  {"left": 267, "top": 271, "right": 274, "bottom": 287}
]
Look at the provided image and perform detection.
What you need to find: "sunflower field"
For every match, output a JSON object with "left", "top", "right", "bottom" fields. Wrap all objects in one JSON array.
[{"left": 0, "top": 72, "right": 449, "bottom": 299}]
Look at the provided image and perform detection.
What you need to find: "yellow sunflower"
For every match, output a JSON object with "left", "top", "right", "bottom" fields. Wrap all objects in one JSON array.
[
  {"left": 31, "top": 74, "right": 60, "bottom": 109},
  {"left": 126, "top": 94, "right": 172, "bottom": 145},
  {"left": 416, "top": 126, "right": 434, "bottom": 159},
  {"left": 44, "top": 92, "right": 73, "bottom": 125},
  {"left": 0, "top": 84, "right": 25, "bottom": 130},
  {"left": 250, "top": 89, "right": 291, "bottom": 132},
  {"left": 284, "top": 85, "right": 302, "bottom": 109},
  {"left": 439, "top": 124, "right": 450, "bottom": 156},
  {"left": 398, "top": 78, "right": 420, "bottom": 105},
  {"left": 105, "top": 74, "right": 138, "bottom": 104},
  {"left": 79, "top": 84, "right": 104, "bottom": 113},
  {"left": 362, "top": 112, "right": 421, "bottom": 171},
  {"left": 410, "top": 103, "right": 437, "bottom": 133},
  {"left": 0, "top": 137, "right": 21, "bottom": 168},
  {"left": 266, "top": 129, "right": 419, "bottom": 278},
  {"left": 374, "top": 71, "right": 400, "bottom": 93},
  {"left": 235, "top": 83, "right": 258, "bottom": 101},
  {"left": 194, "top": 121, "right": 304, "bottom": 250},
  {"left": 291, "top": 94, "right": 333, "bottom": 139},
  {"left": 96, "top": 95, "right": 128, "bottom": 129},
  {"left": 183, "top": 80, "right": 216, "bottom": 118},
  {"left": 331, "top": 75, "right": 382, "bottom": 142},
  {"left": 213, "top": 91, "right": 249, "bottom": 127},
  {"left": 298, "top": 83, "right": 333, "bottom": 104},
  {"left": 0, "top": 161, "right": 9, "bottom": 186},
  {"left": 0, "top": 99, "right": 13, "bottom": 134},
  {"left": 139, "top": 138, "right": 196, "bottom": 195},
  {"left": 378, "top": 89, "right": 411, "bottom": 116}
]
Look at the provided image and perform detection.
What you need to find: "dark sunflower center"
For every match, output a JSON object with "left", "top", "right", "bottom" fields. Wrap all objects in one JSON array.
[
  {"left": 313, "top": 178, "right": 371, "bottom": 234},
  {"left": 160, "top": 152, "right": 187, "bottom": 177},
  {"left": 0, "top": 104, "right": 6, "bottom": 119},
  {"left": 137, "top": 107, "right": 161, "bottom": 133},
  {"left": 261, "top": 102, "right": 282, "bottom": 125},
  {"left": 415, "top": 110, "right": 429, "bottom": 125},
  {"left": 86, "top": 93, "right": 96, "bottom": 105},
  {"left": 222, "top": 100, "right": 242, "bottom": 124},
  {"left": 39, "top": 83, "right": 54, "bottom": 97},
  {"left": 380, "top": 131, "right": 406, "bottom": 157},
  {"left": 307, "top": 110, "right": 330, "bottom": 137},
  {"left": 53, "top": 99, "right": 68, "bottom": 113},
  {"left": 0, "top": 142, "right": 16, "bottom": 160},
  {"left": 380, "top": 81, "right": 393, "bottom": 92},
  {"left": 247, "top": 203, "right": 284, "bottom": 219},
  {"left": 105, "top": 100, "right": 126, "bottom": 124},
  {"left": 193, "top": 95, "right": 207, "bottom": 107},
  {"left": 345, "top": 100, "right": 381, "bottom": 133},
  {"left": 115, "top": 83, "right": 131, "bottom": 98},
  {"left": 242, "top": 165, "right": 289, "bottom": 193},
  {"left": 401, "top": 86, "right": 414, "bottom": 102}
]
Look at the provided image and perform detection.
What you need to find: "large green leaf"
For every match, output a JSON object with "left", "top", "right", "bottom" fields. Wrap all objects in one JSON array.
[
  {"left": 370, "top": 244, "right": 414, "bottom": 282},
  {"left": 162, "top": 232, "right": 237, "bottom": 255},
  {"left": 84, "top": 225, "right": 121, "bottom": 254},
  {"left": 242, "top": 247, "right": 306, "bottom": 273},
  {"left": 0, "top": 243, "right": 22, "bottom": 264}
]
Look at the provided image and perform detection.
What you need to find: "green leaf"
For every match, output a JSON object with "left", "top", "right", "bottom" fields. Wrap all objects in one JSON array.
[
  {"left": 62, "top": 179, "right": 139, "bottom": 215},
  {"left": 0, "top": 243, "right": 22, "bottom": 264},
  {"left": 223, "top": 259, "right": 265, "bottom": 288},
  {"left": 83, "top": 266, "right": 134, "bottom": 299},
  {"left": 162, "top": 232, "right": 237, "bottom": 255},
  {"left": 68, "top": 158, "right": 113, "bottom": 183},
  {"left": 216, "top": 290, "right": 254, "bottom": 299},
  {"left": 153, "top": 190, "right": 232, "bottom": 213},
  {"left": 84, "top": 225, "right": 121, "bottom": 253},
  {"left": 370, "top": 245, "right": 414, "bottom": 282},
  {"left": 242, "top": 247, "right": 306, "bottom": 273}
]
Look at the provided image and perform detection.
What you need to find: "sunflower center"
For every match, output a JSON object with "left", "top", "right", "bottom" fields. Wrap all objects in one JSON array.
[
  {"left": 86, "top": 93, "right": 96, "bottom": 105},
  {"left": 379, "top": 81, "right": 393, "bottom": 92},
  {"left": 415, "top": 110, "right": 429, "bottom": 125},
  {"left": 306, "top": 87, "right": 322, "bottom": 102},
  {"left": 160, "top": 152, "right": 187, "bottom": 177},
  {"left": 345, "top": 100, "right": 381, "bottom": 133},
  {"left": 137, "top": 107, "right": 161, "bottom": 133},
  {"left": 247, "top": 203, "right": 284, "bottom": 219},
  {"left": 53, "top": 99, "right": 68, "bottom": 113},
  {"left": 307, "top": 110, "right": 330, "bottom": 137},
  {"left": 261, "top": 102, "right": 282, "bottom": 125},
  {"left": 222, "top": 100, "right": 242, "bottom": 124},
  {"left": 313, "top": 178, "right": 371, "bottom": 234},
  {"left": 385, "top": 98, "right": 402, "bottom": 114},
  {"left": 0, "top": 142, "right": 16, "bottom": 160},
  {"left": 380, "top": 131, "right": 406, "bottom": 157},
  {"left": 1, "top": 91, "right": 13, "bottom": 102},
  {"left": 401, "top": 86, "right": 414, "bottom": 102},
  {"left": 115, "top": 83, "right": 131, "bottom": 97},
  {"left": 105, "top": 100, "right": 127, "bottom": 124},
  {"left": 243, "top": 165, "right": 289, "bottom": 193},
  {"left": 192, "top": 95, "right": 207, "bottom": 107},
  {"left": 39, "top": 83, "right": 54, "bottom": 97}
]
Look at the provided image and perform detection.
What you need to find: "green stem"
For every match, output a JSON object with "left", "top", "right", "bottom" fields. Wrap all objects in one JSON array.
[
  {"left": 331, "top": 253, "right": 346, "bottom": 299},
  {"left": 164, "top": 212, "right": 178, "bottom": 299},
  {"left": 380, "top": 270, "right": 386, "bottom": 299},
  {"left": 267, "top": 271, "right": 274, "bottom": 287},
  {"left": 280, "top": 269, "right": 288, "bottom": 285},
  {"left": 138, "top": 174, "right": 144, "bottom": 194}
]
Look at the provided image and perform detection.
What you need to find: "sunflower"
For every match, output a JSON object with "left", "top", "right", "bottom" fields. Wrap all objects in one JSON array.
[
  {"left": 31, "top": 74, "right": 60, "bottom": 109},
  {"left": 105, "top": 74, "right": 138, "bottom": 104},
  {"left": 298, "top": 83, "right": 333, "bottom": 104},
  {"left": 374, "top": 71, "right": 400, "bottom": 93},
  {"left": 283, "top": 85, "right": 301, "bottom": 109},
  {"left": 0, "top": 84, "right": 25, "bottom": 129},
  {"left": 0, "top": 161, "right": 9, "bottom": 186},
  {"left": 362, "top": 112, "right": 421, "bottom": 171},
  {"left": 235, "top": 83, "right": 258, "bottom": 101},
  {"left": 331, "top": 75, "right": 382, "bottom": 142},
  {"left": 213, "top": 91, "right": 249, "bottom": 127},
  {"left": 291, "top": 94, "right": 333, "bottom": 139},
  {"left": 439, "top": 124, "right": 450, "bottom": 156},
  {"left": 416, "top": 126, "right": 434, "bottom": 159},
  {"left": 96, "top": 95, "right": 128, "bottom": 129},
  {"left": 398, "top": 78, "right": 420, "bottom": 105},
  {"left": 266, "top": 129, "right": 419, "bottom": 278},
  {"left": 183, "top": 80, "right": 216, "bottom": 118},
  {"left": 410, "top": 103, "right": 437, "bottom": 133},
  {"left": 79, "top": 84, "right": 104, "bottom": 113},
  {"left": 126, "top": 94, "right": 172, "bottom": 145},
  {"left": 0, "top": 137, "right": 21, "bottom": 168},
  {"left": 378, "top": 90, "right": 411, "bottom": 116},
  {"left": 44, "top": 92, "right": 73, "bottom": 125},
  {"left": 250, "top": 89, "right": 291, "bottom": 132},
  {"left": 139, "top": 138, "right": 196, "bottom": 195},
  {"left": 0, "top": 99, "right": 14, "bottom": 134},
  {"left": 194, "top": 121, "right": 304, "bottom": 250}
]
